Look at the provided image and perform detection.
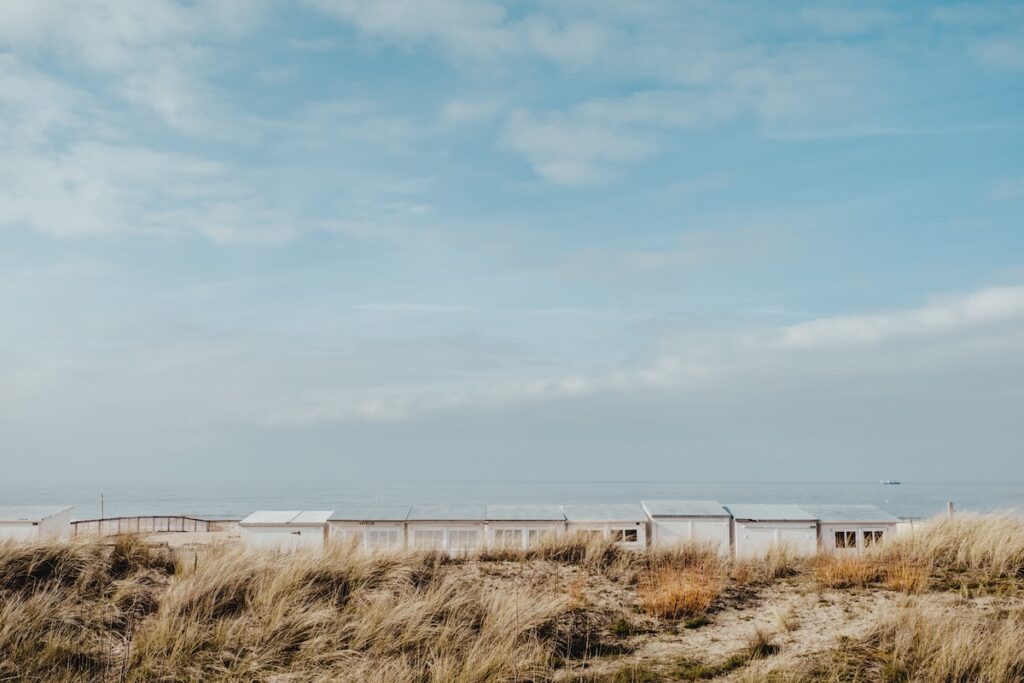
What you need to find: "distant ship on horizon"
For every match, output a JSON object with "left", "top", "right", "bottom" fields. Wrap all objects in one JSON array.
[{"left": 880, "top": 479, "right": 902, "bottom": 485}]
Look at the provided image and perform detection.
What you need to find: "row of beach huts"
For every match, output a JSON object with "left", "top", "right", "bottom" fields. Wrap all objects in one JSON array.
[
  {"left": 0, "top": 501, "right": 908, "bottom": 559},
  {"left": 238, "top": 501, "right": 906, "bottom": 558}
]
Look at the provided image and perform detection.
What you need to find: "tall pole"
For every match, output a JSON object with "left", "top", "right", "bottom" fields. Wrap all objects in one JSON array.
[{"left": 101, "top": 493, "right": 105, "bottom": 520}]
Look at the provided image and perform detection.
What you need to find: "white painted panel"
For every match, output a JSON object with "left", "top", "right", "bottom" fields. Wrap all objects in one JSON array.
[
  {"left": 651, "top": 520, "right": 689, "bottom": 545},
  {"left": 734, "top": 521, "right": 817, "bottom": 559},
  {"left": 691, "top": 520, "right": 731, "bottom": 555},
  {"left": 0, "top": 523, "right": 39, "bottom": 542},
  {"left": 39, "top": 508, "right": 73, "bottom": 539},
  {"left": 776, "top": 526, "right": 818, "bottom": 556},
  {"left": 241, "top": 525, "right": 324, "bottom": 552},
  {"left": 734, "top": 524, "right": 777, "bottom": 559},
  {"left": 650, "top": 519, "right": 730, "bottom": 555}
]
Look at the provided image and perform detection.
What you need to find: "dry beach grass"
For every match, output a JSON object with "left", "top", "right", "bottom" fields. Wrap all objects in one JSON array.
[{"left": 0, "top": 514, "right": 1022, "bottom": 681}]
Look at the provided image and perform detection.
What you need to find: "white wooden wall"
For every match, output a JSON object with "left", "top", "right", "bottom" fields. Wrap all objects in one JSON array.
[
  {"left": 240, "top": 525, "right": 325, "bottom": 552},
  {"left": 732, "top": 521, "right": 817, "bottom": 558},
  {"left": 649, "top": 518, "right": 731, "bottom": 555}
]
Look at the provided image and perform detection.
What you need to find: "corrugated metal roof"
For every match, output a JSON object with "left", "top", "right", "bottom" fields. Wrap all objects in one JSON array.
[
  {"left": 240, "top": 511, "right": 301, "bottom": 525},
  {"left": 725, "top": 504, "right": 815, "bottom": 521},
  {"left": 642, "top": 500, "right": 728, "bottom": 518},
  {"left": 291, "top": 510, "right": 332, "bottom": 525},
  {"left": 329, "top": 505, "right": 411, "bottom": 522},
  {"left": 485, "top": 504, "right": 565, "bottom": 521},
  {"left": 562, "top": 503, "right": 647, "bottom": 522},
  {"left": 0, "top": 505, "right": 72, "bottom": 523},
  {"left": 801, "top": 504, "right": 901, "bottom": 524},
  {"left": 407, "top": 504, "right": 487, "bottom": 521}
]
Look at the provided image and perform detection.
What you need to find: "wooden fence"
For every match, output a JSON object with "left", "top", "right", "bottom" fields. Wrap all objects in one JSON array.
[{"left": 71, "top": 515, "right": 213, "bottom": 536}]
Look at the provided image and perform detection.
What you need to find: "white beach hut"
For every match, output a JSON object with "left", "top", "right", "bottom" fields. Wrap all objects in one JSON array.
[
  {"left": 406, "top": 504, "right": 486, "bottom": 554},
  {"left": 239, "top": 510, "right": 331, "bottom": 552},
  {"left": 801, "top": 504, "right": 900, "bottom": 554},
  {"left": 0, "top": 506, "right": 73, "bottom": 541},
  {"left": 641, "top": 500, "right": 731, "bottom": 555},
  {"left": 328, "top": 505, "right": 410, "bottom": 551},
  {"left": 562, "top": 503, "right": 647, "bottom": 548},
  {"left": 726, "top": 504, "right": 818, "bottom": 558},
  {"left": 485, "top": 504, "right": 565, "bottom": 549}
]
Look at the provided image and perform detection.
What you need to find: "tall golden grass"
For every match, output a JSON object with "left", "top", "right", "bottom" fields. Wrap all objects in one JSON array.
[
  {"left": 129, "top": 545, "right": 573, "bottom": 682},
  {"left": 880, "top": 513, "right": 1024, "bottom": 580},
  {"left": 2, "top": 514, "right": 1023, "bottom": 681},
  {"left": 636, "top": 541, "right": 725, "bottom": 620},
  {"left": 759, "top": 602, "right": 1024, "bottom": 683},
  {"left": 811, "top": 553, "right": 882, "bottom": 589}
]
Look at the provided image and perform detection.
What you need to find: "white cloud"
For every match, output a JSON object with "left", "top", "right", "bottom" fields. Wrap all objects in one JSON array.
[
  {"left": 304, "top": 0, "right": 612, "bottom": 67},
  {"left": 991, "top": 177, "right": 1024, "bottom": 201},
  {"left": 440, "top": 97, "right": 502, "bottom": 124},
  {"left": 502, "top": 108, "right": 655, "bottom": 185},
  {"left": 262, "top": 285, "right": 1024, "bottom": 424},
  {"left": 352, "top": 303, "right": 473, "bottom": 313},
  {"left": 774, "top": 287, "right": 1024, "bottom": 350},
  {"left": 0, "top": 142, "right": 297, "bottom": 242},
  {"left": 972, "top": 36, "right": 1024, "bottom": 72},
  {"left": 0, "top": 0, "right": 266, "bottom": 134},
  {"left": 501, "top": 44, "right": 872, "bottom": 182},
  {"left": 800, "top": 7, "right": 896, "bottom": 35}
]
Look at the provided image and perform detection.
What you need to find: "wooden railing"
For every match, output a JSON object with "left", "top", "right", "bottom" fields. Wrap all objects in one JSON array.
[{"left": 71, "top": 515, "right": 214, "bottom": 536}]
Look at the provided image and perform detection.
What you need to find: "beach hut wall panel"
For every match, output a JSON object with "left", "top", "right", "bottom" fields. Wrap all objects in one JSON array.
[
  {"left": 562, "top": 503, "right": 648, "bottom": 548},
  {"left": 801, "top": 505, "right": 900, "bottom": 553},
  {"left": 641, "top": 500, "right": 731, "bottom": 555},
  {"left": 485, "top": 504, "right": 566, "bottom": 549},
  {"left": 328, "top": 505, "right": 410, "bottom": 550},
  {"left": 239, "top": 511, "right": 331, "bottom": 552},
  {"left": 406, "top": 504, "right": 486, "bottom": 554},
  {"left": 0, "top": 506, "right": 73, "bottom": 541},
  {"left": 726, "top": 504, "right": 818, "bottom": 558}
]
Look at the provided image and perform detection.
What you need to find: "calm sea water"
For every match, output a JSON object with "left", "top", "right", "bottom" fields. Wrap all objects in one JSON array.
[{"left": 2, "top": 480, "right": 1023, "bottom": 521}]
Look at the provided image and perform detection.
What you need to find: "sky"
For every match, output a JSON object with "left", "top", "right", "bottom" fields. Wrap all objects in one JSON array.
[{"left": 1, "top": 0, "right": 1023, "bottom": 482}]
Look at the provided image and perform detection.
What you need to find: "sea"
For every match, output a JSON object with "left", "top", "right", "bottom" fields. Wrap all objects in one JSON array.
[{"left": 2, "top": 479, "right": 1023, "bottom": 521}]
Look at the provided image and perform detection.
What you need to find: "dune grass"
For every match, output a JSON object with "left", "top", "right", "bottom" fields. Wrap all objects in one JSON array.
[
  {"left": 811, "top": 553, "right": 883, "bottom": 589},
  {"left": 2, "top": 515, "right": 1024, "bottom": 681},
  {"left": 754, "top": 601, "right": 1024, "bottom": 683}
]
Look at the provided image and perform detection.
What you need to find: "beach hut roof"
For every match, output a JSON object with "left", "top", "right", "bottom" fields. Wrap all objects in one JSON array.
[
  {"left": 329, "top": 505, "right": 411, "bottom": 522},
  {"left": 485, "top": 504, "right": 565, "bottom": 521},
  {"left": 240, "top": 511, "right": 302, "bottom": 525},
  {"left": 407, "top": 504, "right": 487, "bottom": 521},
  {"left": 240, "top": 510, "right": 331, "bottom": 525},
  {"left": 725, "top": 504, "right": 816, "bottom": 521},
  {"left": 800, "top": 504, "right": 900, "bottom": 524},
  {"left": 641, "top": 500, "right": 729, "bottom": 518},
  {"left": 562, "top": 503, "right": 647, "bottom": 522},
  {"left": 290, "top": 511, "right": 332, "bottom": 525},
  {"left": 0, "top": 506, "right": 72, "bottom": 523}
]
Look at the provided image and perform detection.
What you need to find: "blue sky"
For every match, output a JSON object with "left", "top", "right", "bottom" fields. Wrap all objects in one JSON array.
[{"left": 1, "top": 0, "right": 1023, "bottom": 481}]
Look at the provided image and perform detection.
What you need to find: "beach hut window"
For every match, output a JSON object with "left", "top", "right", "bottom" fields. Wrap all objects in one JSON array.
[
  {"left": 863, "top": 530, "right": 884, "bottom": 546},
  {"left": 834, "top": 531, "right": 857, "bottom": 548},
  {"left": 449, "top": 529, "right": 480, "bottom": 552},
  {"left": 611, "top": 528, "right": 639, "bottom": 543},
  {"left": 414, "top": 529, "right": 444, "bottom": 549},
  {"left": 367, "top": 528, "right": 401, "bottom": 548},
  {"left": 495, "top": 529, "right": 523, "bottom": 547},
  {"left": 335, "top": 529, "right": 361, "bottom": 544},
  {"left": 527, "top": 529, "right": 548, "bottom": 545}
]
